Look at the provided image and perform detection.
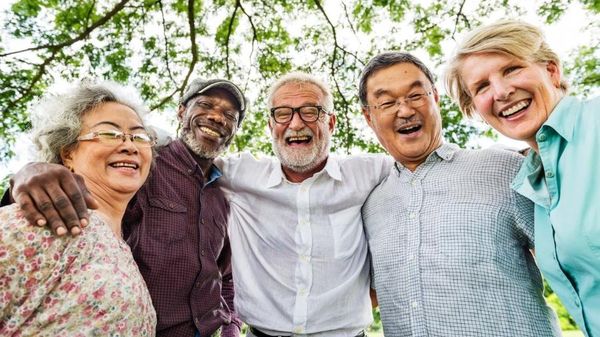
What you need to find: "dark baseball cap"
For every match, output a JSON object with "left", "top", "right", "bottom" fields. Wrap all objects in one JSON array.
[{"left": 180, "top": 78, "right": 247, "bottom": 126}]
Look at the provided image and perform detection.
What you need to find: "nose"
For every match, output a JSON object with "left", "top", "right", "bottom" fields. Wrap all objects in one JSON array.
[
  {"left": 118, "top": 135, "right": 139, "bottom": 154},
  {"left": 491, "top": 78, "right": 514, "bottom": 101},
  {"left": 206, "top": 109, "right": 226, "bottom": 125},
  {"left": 287, "top": 111, "right": 306, "bottom": 131},
  {"left": 395, "top": 103, "right": 416, "bottom": 119}
]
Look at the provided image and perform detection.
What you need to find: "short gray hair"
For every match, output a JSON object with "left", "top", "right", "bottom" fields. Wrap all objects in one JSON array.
[
  {"left": 267, "top": 72, "right": 334, "bottom": 114},
  {"left": 31, "top": 80, "right": 149, "bottom": 164},
  {"left": 359, "top": 52, "right": 436, "bottom": 106}
]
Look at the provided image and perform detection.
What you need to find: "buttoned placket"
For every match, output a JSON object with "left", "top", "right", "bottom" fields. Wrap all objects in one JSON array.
[
  {"left": 291, "top": 176, "right": 317, "bottom": 334},
  {"left": 535, "top": 129, "right": 586, "bottom": 328}
]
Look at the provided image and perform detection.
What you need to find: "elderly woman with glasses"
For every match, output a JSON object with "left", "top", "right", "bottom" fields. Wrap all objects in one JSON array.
[
  {"left": 0, "top": 81, "right": 156, "bottom": 335},
  {"left": 446, "top": 20, "right": 600, "bottom": 337}
]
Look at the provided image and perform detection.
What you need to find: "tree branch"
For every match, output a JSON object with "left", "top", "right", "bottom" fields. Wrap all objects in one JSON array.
[
  {"left": 238, "top": 1, "right": 258, "bottom": 90},
  {"left": 150, "top": 0, "right": 199, "bottom": 111},
  {"left": 314, "top": 0, "right": 352, "bottom": 153},
  {"left": 0, "top": 0, "right": 131, "bottom": 57},
  {"left": 451, "top": 0, "right": 469, "bottom": 40},
  {"left": 224, "top": 0, "right": 241, "bottom": 78},
  {"left": 158, "top": 0, "right": 176, "bottom": 84}
]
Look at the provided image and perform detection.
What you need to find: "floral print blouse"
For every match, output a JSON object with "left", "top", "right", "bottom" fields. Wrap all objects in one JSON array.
[{"left": 0, "top": 204, "right": 156, "bottom": 336}]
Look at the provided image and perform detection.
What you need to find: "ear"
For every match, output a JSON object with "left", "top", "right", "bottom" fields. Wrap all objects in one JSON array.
[
  {"left": 432, "top": 87, "right": 440, "bottom": 104},
  {"left": 60, "top": 146, "right": 73, "bottom": 168},
  {"left": 267, "top": 117, "right": 274, "bottom": 132},
  {"left": 327, "top": 113, "right": 336, "bottom": 133},
  {"left": 177, "top": 104, "right": 186, "bottom": 122},
  {"left": 546, "top": 61, "right": 562, "bottom": 88},
  {"left": 362, "top": 106, "right": 374, "bottom": 128}
]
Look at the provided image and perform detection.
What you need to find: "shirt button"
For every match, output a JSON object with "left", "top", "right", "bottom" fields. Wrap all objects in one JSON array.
[
  {"left": 411, "top": 301, "right": 418, "bottom": 308},
  {"left": 409, "top": 254, "right": 415, "bottom": 261},
  {"left": 545, "top": 171, "right": 554, "bottom": 178},
  {"left": 538, "top": 133, "right": 547, "bottom": 142},
  {"left": 409, "top": 212, "right": 416, "bottom": 219},
  {"left": 411, "top": 180, "right": 416, "bottom": 187},
  {"left": 194, "top": 317, "right": 200, "bottom": 325},
  {"left": 575, "top": 301, "right": 580, "bottom": 308},
  {"left": 294, "top": 327, "right": 303, "bottom": 333},
  {"left": 188, "top": 169, "right": 193, "bottom": 174},
  {"left": 200, "top": 250, "right": 206, "bottom": 256}
]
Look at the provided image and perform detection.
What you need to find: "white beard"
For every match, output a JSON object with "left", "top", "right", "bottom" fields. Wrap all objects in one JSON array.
[{"left": 272, "top": 124, "right": 331, "bottom": 173}]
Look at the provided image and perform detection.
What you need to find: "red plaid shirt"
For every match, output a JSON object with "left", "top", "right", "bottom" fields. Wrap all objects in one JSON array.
[{"left": 124, "top": 139, "right": 240, "bottom": 337}]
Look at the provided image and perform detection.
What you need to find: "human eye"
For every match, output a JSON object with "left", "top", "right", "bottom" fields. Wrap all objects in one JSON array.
[
  {"left": 96, "top": 130, "right": 122, "bottom": 140},
  {"left": 132, "top": 133, "right": 153, "bottom": 144},
  {"left": 300, "top": 106, "right": 319, "bottom": 117},
  {"left": 195, "top": 100, "right": 212, "bottom": 109},
  {"left": 407, "top": 92, "right": 425, "bottom": 101},
  {"left": 224, "top": 111, "right": 238, "bottom": 122},
  {"left": 378, "top": 100, "right": 396, "bottom": 110},
  {"left": 273, "top": 107, "right": 292, "bottom": 119},
  {"left": 504, "top": 65, "right": 523, "bottom": 76},
  {"left": 473, "top": 82, "right": 489, "bottom": 96}
]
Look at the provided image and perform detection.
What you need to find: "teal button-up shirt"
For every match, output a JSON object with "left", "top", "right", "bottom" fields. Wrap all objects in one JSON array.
[{"left": 512, "top": 96, "right": 600, "bottom": 337}]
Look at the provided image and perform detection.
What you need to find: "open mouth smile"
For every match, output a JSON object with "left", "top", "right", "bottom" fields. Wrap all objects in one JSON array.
[
  {"left": 286, "top": 135, "right": 312, "bottom": 145},
  {"left": 109, "top": 161, "right": 139, "bottom": 170},
  {"left": 199, "top": 126, "right": 221, "bottom": 137},
  {"left": 396, "top": 123, "right": 422, "bottom": 135},
  {"left": 500, "top": 100, "right": 531, "bottom": 118}
]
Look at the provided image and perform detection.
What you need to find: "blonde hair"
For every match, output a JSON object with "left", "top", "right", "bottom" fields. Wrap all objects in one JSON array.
[{"left": 445, "top": 20, "right": 568, "bottom": 117}]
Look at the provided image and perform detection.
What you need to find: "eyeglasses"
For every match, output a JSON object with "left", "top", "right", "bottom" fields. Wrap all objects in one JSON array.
[
  {"left": 365, "top": 91, "right": 433, "bottom": 115},
  {"left": 77, "top": 130, "right": 156, "bottom": 147},
  {"left": 270, "top": 105, "right": 330, "bottom": 124}
]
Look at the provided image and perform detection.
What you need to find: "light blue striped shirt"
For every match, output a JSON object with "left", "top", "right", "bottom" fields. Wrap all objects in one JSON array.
[
  {"left": 363, "top": 144, "right": 560, "bottom": 337},
  {"left": 512, "top": 96, "right": 600, "bottom": 337}
]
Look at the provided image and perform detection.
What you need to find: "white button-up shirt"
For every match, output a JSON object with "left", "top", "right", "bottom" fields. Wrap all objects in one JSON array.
[{"left": 219, "top": 153, "right": 391, "bottom": 336}]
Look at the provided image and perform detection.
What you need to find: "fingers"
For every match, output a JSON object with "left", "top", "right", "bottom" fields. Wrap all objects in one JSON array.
[{"left": 11, "top": 162, "right": 92, "bottom": 236}]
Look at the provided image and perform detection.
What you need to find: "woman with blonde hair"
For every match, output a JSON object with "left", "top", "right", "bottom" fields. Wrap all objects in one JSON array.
[{"left": 446, "top": 20, "right": 599, "bottom": 337}]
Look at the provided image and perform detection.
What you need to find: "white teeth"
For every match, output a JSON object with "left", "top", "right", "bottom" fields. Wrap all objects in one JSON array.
[
  {"left": 400, "top": 125, "right": 419, "bottom": 132},
  {"left": 501, "top": 101, "right": 529, "bottom": 117},
  {"left": 112, "top": 162, "right": 137, "bottom": 169},
  {"left": 288, "top": 136, "right": 310, "bottom": 142},
  {"left": 200, "top": 127, "right": 220, "bottom": 137}
]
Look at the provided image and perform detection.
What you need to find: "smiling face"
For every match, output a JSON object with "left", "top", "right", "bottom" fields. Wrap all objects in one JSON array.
[
  {"left": 459, "top": 52, "right": 564, "bottom": 149},
  {"left": 178, "top": 88, "right": 239, "bottom": 158},
  {"left": 62, "top": 102, "right": 152, "bottom": 198},
  {"left": 362, "top": 62, "right": 443, "bottom": 171},
  {"left": 269, "top": 82, "right": 335, "bottom": 176}
]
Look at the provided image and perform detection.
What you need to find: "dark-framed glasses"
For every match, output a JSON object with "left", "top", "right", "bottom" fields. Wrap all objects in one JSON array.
[
  {"left": 77, "top": 130, "right": 156, "bottom": 147},
  {"left": 366, "top": 91, "right": 433, "bottom": 115},
  {"left": 270, "top": 105, "right": 330, "bottom": 124}
]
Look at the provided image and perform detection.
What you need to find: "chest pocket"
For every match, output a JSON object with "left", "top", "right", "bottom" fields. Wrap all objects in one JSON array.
[
  {"left": 328, "top": 205, "right": 365, "bottom": 259},
  {"left": 147, "top": 197, "right": 189, "bottom": 242}
]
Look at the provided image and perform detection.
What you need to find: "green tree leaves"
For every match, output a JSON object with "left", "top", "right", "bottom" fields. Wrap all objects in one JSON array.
[{"left": 0, "top": 0, "right": 598, "bottom": 162}]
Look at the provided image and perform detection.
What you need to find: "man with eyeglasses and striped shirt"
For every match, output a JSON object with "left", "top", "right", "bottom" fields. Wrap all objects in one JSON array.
[{"left": 359, "top": 52, "right": 561, "bottom": 336}]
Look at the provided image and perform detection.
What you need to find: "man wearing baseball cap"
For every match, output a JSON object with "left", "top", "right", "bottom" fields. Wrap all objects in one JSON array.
[{"left": 6, "top": 78, "right": 247, "bottom": 337}]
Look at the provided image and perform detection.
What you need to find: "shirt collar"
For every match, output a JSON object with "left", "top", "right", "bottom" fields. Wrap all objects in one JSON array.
[
  {"left": 170, "top": 139, "right": 222, "bottom": 186},
  {"left": 394, "top": 142, "right": 457, "bottom": 173},
  {"left": 266, "top": 155, "right": 341, "bottom": 188},
  {"left": 540, "top": 96, "right": 577, "bottom": 142}
]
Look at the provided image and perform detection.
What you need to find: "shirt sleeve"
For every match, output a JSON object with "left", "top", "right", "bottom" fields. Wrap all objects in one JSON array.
[
  {"left": 219, "top": 235, "right": 242, "bottom": 337},
  {"left": 512, "top": 187, "right": 535, "bottom": 249}
]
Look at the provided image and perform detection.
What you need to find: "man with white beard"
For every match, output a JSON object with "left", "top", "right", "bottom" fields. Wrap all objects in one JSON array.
[{"left": 216, "top": 72, "right": 392, "bottom": 337}]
